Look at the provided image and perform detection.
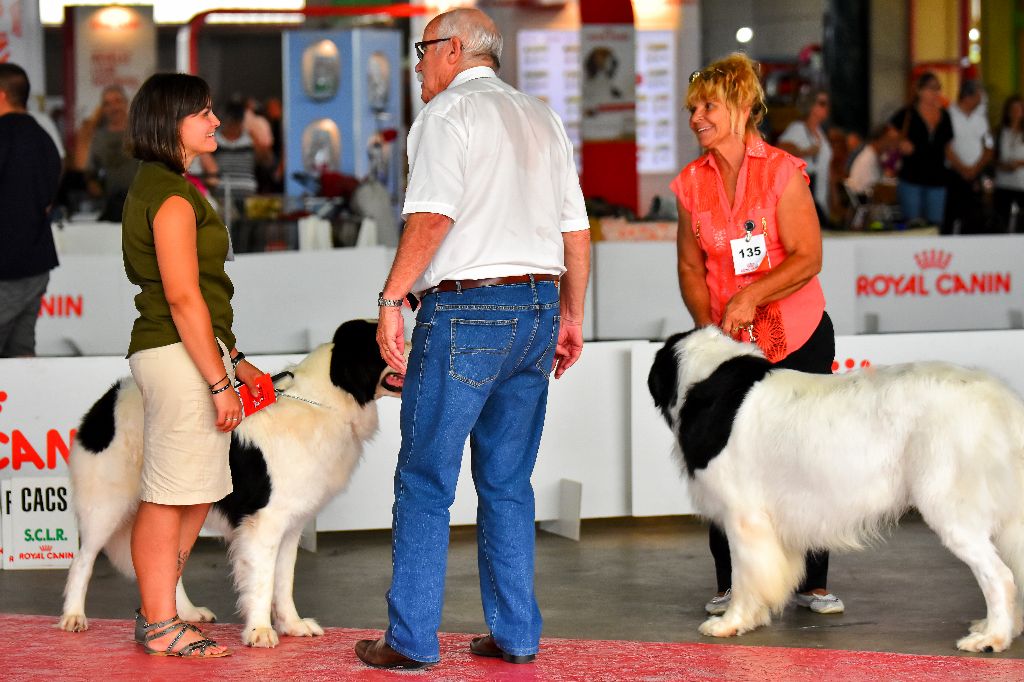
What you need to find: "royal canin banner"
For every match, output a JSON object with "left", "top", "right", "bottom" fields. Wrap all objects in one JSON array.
[{"left": 853, "top": 236, "right": 1020, "bottom": 333}]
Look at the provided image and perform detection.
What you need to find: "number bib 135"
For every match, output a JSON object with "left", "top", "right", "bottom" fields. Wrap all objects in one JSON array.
[{"left": 730, "top": 233, "right": 769, "bottom": 275}]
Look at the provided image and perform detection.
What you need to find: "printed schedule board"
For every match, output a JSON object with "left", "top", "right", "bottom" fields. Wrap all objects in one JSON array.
[{"left": 517, "top": 29, "right": 677, "bottom": 173}]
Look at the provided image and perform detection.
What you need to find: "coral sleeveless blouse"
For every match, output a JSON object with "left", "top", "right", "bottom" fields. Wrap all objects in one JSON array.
[{"left": 670, "top": 138, "right": 826, "bottom": 361}]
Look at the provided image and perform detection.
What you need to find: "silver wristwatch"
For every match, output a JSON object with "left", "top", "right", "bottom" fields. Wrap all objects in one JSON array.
[{"left": 378, "top": 292, "right": 404, "bottom": 307}]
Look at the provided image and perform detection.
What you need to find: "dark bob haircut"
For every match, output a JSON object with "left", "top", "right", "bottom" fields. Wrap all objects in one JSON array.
[{"left": 128, "top": 73, "right": 212, "bottom": 174}]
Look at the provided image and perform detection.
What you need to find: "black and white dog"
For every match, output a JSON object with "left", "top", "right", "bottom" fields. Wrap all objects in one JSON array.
[
  {"left": 648, "top": 326, "right": 1024, "bottom": 652},
  {"left": 59, "top": 319, "right": 403, "bottom": 648}
]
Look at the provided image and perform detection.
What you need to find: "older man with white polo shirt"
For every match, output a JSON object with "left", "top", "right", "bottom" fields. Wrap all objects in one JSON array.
[{"left": 355, "top": 7, "right": 591, "bottom": 670}]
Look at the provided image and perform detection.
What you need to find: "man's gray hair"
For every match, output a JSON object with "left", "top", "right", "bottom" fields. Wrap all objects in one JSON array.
[{"left": 434, "top": 8, "right": 503, "bottom": 68}]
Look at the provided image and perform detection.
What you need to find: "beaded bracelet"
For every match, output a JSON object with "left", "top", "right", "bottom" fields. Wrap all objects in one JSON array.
[{"left": 231, "top": 351, "right": 246, "bottom": 366}]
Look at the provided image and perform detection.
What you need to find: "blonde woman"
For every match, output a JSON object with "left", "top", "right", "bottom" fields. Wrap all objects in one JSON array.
[{"left": 671, "top": 53, "right": 844, "bottom": 618}]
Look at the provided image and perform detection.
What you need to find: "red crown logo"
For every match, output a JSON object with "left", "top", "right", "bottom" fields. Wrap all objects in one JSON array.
[
  {"left": 914, "top": 249, "right": 952, "bottom": 270},
  {"left": 39, "top": 545, "right": 52, "bottom": 552},
  {"left": 0, "top": 389, "right": 7, "bottom": 413}
]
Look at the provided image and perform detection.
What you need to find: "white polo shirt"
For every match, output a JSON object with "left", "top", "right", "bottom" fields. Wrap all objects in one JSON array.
[
  {"left": 949, "top": 102, "right": 992, "bottom": 167},
  {"left": 402, "top": 66, "right": 589, "bottom": 294}
]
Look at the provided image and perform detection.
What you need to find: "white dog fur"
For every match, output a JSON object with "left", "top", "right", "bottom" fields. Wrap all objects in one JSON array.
[
  {"left": 58, "top": 320, "right": 401, "bottom": 648},
  {"left": 648, "top": 326, "right": 1024, "bottom": 652}
]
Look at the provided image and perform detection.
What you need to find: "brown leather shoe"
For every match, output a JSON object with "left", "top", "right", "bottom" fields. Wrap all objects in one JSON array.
[
  {"left": 469, "top": 634, "right": 536, "bottom": 664},
  {"left": 354, "top": 638, "right": 431, "bottom": 669}
]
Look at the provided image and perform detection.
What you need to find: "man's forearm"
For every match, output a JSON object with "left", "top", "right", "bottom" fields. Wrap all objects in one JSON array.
[
  {"left": 560, "top": 229, "right": 591, "bottom": 323},
  {"left": 381, "top": 212, "right": 453, "bottom": 299}
]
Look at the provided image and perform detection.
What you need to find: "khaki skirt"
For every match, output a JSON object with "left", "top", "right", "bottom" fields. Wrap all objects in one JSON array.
[{"left": 128, "top": 340, "right": 234, "bottom": 505}]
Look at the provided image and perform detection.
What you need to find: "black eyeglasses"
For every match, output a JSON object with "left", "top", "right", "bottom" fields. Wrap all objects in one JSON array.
[
  {"left": 689, "top": 68, "right": 725, "bottom": 83},
  {"left": 414, "top": 37, "right": 451, "bottom": 60}
]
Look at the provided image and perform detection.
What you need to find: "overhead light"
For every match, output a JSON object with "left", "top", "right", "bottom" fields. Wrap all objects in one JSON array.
[
  {"left": 736, "top": 27, "right": 753, "bottom": 44},
  {"left": 93, "top": 7, "right": 138, "bottom": 30},
  {"left": 40, "top": 1, "right": 306, "bottom": 26},
  {"left": 206, "top": 13, "right": 304, "bottom": 25},
  {"left": 968, "top": 28, "right": 980, "bottom": 42}
]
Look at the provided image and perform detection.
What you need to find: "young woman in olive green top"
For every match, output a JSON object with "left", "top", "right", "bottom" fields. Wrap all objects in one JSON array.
[{"left": 122, "top": 73, "right": 264, "bottom": 658}]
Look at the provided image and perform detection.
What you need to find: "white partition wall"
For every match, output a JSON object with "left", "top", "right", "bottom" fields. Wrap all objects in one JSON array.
[
  {"left": 592, "top": 235, "right": 1024, "bottom": 340},
  {"left": 38, "top": 249, "right": 596, "bottom": 357},
  {"left": 4, "top": 331, "right": 1023, "bottom": 529}
]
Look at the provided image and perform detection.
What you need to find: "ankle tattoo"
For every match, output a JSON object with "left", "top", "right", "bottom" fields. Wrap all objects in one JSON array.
[{"left": 177, "top": 550, "right": 190, "bottom": 577}]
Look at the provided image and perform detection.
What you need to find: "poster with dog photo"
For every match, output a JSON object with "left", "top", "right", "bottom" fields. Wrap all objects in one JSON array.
[{"left": 580, "top": 24, "right": 636, "bottom": 142}]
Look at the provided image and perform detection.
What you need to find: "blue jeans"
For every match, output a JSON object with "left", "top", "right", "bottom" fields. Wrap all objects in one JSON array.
[
  {"left": 385, "top": 279, "right": 560, "bottom": 662},
  {"left": 897, "top": 181, "right": 946, "bottom": 225}
]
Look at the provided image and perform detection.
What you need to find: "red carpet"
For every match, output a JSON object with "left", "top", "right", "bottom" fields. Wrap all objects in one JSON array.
[{"left": 2, "top": 613, "right": 1022, "bottom": 681}]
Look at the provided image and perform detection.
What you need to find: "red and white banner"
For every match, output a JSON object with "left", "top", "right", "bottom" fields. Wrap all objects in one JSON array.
[
  {"left": 579, "top": 0, "right": 638, "bottom": 215},
  {"left": 853, "top": 237, "right": 1018, "bottom": 332},
  {"left": 0, "top": 0, "right": 44, "bottom": 102},
  {"left": 71, "top": 5, "right": 155, "bottom": 124}
]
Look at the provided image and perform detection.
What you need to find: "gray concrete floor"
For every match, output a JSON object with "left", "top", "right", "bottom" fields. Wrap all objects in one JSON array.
[{"left": 2, "top": 515, "right": 1022, "bottom": 659}]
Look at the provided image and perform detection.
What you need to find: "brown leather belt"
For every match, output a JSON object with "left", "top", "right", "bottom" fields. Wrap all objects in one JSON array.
[{"left": 427, "top": 274, "right": 559, "bottom": 294}]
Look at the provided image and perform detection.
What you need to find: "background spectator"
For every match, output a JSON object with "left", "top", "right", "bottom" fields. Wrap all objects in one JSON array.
[
  {"left": 75, "top": 85, "right": 139, "bottom": 222},
  {"left": 994, "top": 94, "right": 1024, "bottom": 233},
  {"left": 945, "top": 79, "right": 993, "bottom": 234},
  {"left": 889, "top": 72, "right": 953, "bottom": 227},
  {"left": 847, "top": 124, "right": 899, "bottom": 198},
  {"left": 778, "top": 89, "right": 833, "bottom": 226},
  {"left": 0, "top": 63, "right": 62, "bottom": 357}
]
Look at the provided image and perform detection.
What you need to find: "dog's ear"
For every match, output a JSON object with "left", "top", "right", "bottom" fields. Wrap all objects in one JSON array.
[
  {"left": 648, "top": 333, "right": 689, "bottom": 421},
  {"left": 329, "top": 320, "right": 387, "bottom": 406}
]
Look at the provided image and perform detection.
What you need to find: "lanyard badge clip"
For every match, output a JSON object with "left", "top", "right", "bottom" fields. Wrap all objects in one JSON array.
[{"left": 744, "top": 220, "right": 755, "bottom": 242}]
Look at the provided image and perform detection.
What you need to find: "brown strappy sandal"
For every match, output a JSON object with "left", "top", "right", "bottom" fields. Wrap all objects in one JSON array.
[{"left": 134, "top": 609, "right": 231, "bottom": 658}]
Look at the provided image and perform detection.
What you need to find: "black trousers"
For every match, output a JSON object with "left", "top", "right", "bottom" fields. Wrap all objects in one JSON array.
[
  {"left": 709, "top": 311, "right": 835, "bottom": 593},
  {"left": 943, "top": 173, "right": 987, "bottom": 235},
  {"left": 993, "top": 187, "right": 1024, "bottom": 233}
]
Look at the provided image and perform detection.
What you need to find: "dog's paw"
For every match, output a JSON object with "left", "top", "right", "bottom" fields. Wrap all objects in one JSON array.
[
  {"left": 277, "top": 618, "right": 324, "bottom": 638},
  {"left": 956, "top": 630, "right": 1011, "bottom": 653},
  {"left": 969, "top": 618, "right": 987, "bottom": 634},
  {"left": 698, "top": 616, "right": 738, "bottom": 638},
  {"left": 179, "top": 605, "right": 217, "bottom": 623},
  {"left": 58, "top": 613, "right": 89, "bottom": 632},
  {"left": 243, "top": 625, "right": 280, "bottom": 648}
]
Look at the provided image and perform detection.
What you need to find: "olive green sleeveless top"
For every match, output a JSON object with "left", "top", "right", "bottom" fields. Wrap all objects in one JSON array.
[{"left": 122, "top": 161, "right": 235, "bottom": 357}]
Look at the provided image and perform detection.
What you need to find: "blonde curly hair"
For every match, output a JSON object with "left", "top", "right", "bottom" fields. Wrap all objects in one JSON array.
[{"left": 686, "top": 52, "right": 767, "bottom": 138}]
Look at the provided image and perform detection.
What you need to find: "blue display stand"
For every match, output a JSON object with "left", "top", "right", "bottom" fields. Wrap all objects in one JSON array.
[{"left": 282, "top": 29, "right": 402, "bottom": 198}]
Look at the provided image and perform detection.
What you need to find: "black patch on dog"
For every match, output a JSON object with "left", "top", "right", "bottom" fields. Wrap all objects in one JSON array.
[
  {"left": 214, "top": 435, "right": 272, "bottom": 527},
  {"left": 330, "top": 319, "right": 388, "bottom": 406},
  {"left": 648, "top": 331, "right": 694, "bottom": 423},
  {"left": 76, "top": 382, "right": 120, "bottom": 454},
  {"left": 678, "top": 355, "right": 773, "bottom": 476}
]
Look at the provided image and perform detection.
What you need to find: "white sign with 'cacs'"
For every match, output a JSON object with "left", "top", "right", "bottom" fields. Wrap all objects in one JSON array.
[{"left": 1, "top": 477, "right": 78, "bottom": 570}]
